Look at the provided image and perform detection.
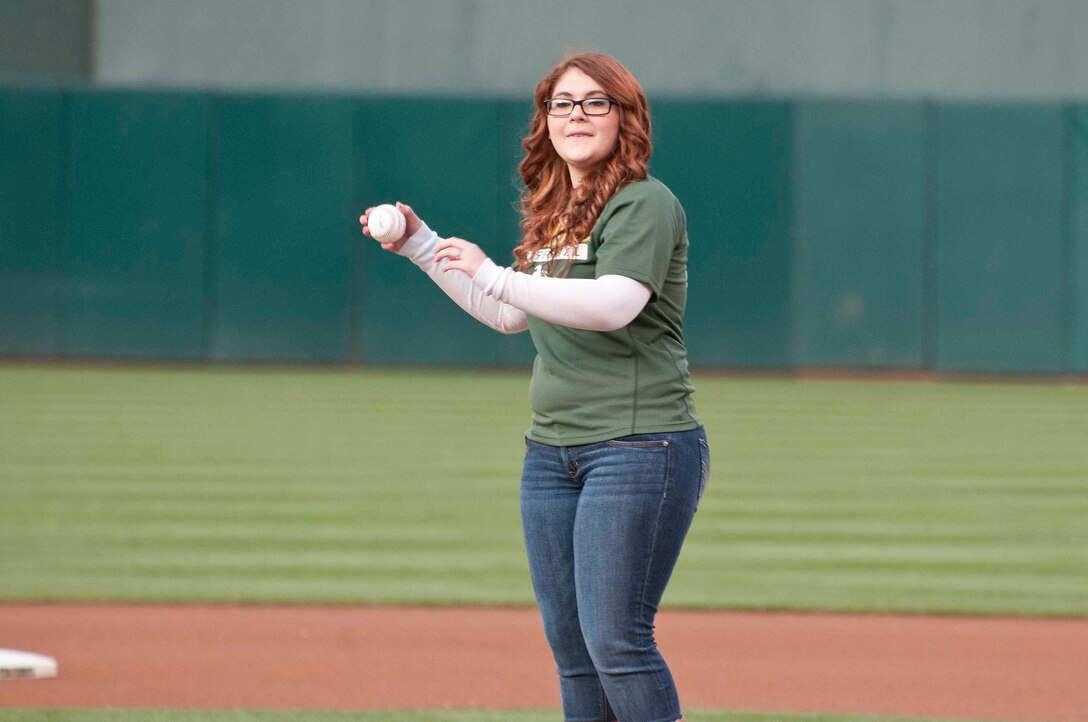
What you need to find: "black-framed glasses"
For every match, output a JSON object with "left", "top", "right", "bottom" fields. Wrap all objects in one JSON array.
[{"left": 544, "top": 97, "right": 618, "bottom": 117}]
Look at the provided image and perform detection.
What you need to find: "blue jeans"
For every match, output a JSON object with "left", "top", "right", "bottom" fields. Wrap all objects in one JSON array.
[{"left": 520, "top": 428, "right": 709, "bottom": 722}]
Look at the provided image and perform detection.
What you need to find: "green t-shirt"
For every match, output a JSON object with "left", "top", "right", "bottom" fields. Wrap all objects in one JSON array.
[{"left": 525, "top": 176, "right": 702, "bottom": 445}]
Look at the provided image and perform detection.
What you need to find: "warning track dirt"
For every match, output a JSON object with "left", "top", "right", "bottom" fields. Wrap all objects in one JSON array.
[{"left": 1, "top": 604, "right": 1086, "bottom": 721}]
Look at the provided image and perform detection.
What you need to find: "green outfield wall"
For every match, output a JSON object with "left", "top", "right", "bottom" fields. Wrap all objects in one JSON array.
[
  {"left": 791, "top": 103, "right": 928, "bottom": 369},
  {"left": 934, "top": 106, "right": 1069, "bottom": 373},
  {"left": 0, "top": 89, "right": 65, "bottom": 356},
  {"left": 1, "top": 88, "right": 1086, "bottom": 373},
  {"left": 653, "top": 102, "right": 793, "bottom": 368},
  {"left": 1073, "top": 107, "right": 1088, "bottom": 373}
]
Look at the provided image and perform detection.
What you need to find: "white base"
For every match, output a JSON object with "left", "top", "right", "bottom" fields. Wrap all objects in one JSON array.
[{"left": 0, "top": 648, "right": 58, "bottom": 679}]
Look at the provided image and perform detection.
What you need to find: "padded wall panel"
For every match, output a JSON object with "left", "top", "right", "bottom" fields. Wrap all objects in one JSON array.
[
  {"left": 63, "top": 91, "right": 207, "bottom": 358},
  {"left": 1072, "top": 107, "right": 1088, "bottom": 372},
  {"left": 934, "top": 106, "right": 1068, "bottom": 373},
  {"left": 652, "top": 102, "right": 794, "bottom": 368},
  {"left": 0, "top": 89, "right": 65, "bottom": 355},
  {"left": 792, "top": 102, "right": 927, "bottom": 368},
  {"left": 491, "top": 100, "right": 537, "bottom": 367},
  {"left": 353, "top": 98, "right": 506, "bottom": 366},
  {"left": 212, "top": 95, "right": 354, "bottom": 362}
]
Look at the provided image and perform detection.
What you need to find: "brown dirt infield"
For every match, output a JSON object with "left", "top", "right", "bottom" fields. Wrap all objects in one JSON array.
[{"left": 1, "top": 604, "right": 1086, "bottom": 721}]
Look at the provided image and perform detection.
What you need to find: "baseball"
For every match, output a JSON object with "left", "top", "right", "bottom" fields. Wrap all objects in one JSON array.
[{"left": 368, "top": 204, "right": 406, "bottom": 244}]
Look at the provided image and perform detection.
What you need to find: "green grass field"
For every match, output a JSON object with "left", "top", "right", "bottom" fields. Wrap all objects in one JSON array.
[{"left": 2, "top": 365, "right": 1086, "bottom": 615}]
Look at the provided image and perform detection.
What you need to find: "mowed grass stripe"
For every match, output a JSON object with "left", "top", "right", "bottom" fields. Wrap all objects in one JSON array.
[{"left": 1, "top": 366, "right": 1085, "bottom": 614}]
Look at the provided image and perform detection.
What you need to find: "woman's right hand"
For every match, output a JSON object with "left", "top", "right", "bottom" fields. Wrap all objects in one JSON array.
[{"left": 359, "top": 201, "right": 423, "bottom": 253}]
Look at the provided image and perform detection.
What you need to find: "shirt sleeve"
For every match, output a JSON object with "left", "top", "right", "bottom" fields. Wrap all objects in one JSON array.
[
  {"left": 472, "top": 260, "right": 652, "bottom": 332},
  {"left": 398, "top": 223, "right": 528, "bottom": 334},
  {"left": 591, "top": 183, "right": 681, "bottom": 299}
]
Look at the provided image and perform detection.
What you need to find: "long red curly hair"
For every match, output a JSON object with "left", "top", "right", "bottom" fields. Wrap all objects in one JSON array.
[{"left": 515, "top": 53, "right": 652, "bottom": 272}]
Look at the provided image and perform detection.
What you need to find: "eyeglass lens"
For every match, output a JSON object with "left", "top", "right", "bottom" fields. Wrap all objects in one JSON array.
[{"left": 546, "top": 98, "right": 614, "bottom": 116}]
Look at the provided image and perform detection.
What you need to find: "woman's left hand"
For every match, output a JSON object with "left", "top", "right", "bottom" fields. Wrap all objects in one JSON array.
[{"left": 434, "top": 238, "right": 489, "bottom": 278}]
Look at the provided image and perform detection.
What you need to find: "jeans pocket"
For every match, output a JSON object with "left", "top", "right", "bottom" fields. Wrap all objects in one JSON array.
[
  {"left": 696, "top": 436, "right": 710, "bottom": 509},
  {"left": 604, "top": 433, "right": 671, "bottom": 449}
]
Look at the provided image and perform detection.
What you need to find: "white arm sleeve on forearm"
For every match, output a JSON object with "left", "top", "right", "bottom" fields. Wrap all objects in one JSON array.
[
  {"left": 398, "top": 223, "right": 528, "bottom": 334},
  {"left": 471, "top": 259, "right": 652, "bottom": 332}
]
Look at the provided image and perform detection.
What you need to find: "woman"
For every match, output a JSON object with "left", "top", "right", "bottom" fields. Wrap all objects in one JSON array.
[{"left": 361, "top": 52, "right": 707, "bottom": 722}]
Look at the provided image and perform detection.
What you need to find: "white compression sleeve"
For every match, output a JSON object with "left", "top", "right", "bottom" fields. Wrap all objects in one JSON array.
[
  {"left": 397, "top": 223, "right": 528, "bottom": 334},
  {"left": 471, "top": 259, "right": 652, "bottom": 332}
]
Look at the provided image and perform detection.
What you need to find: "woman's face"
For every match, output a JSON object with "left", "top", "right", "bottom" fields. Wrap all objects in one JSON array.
[{"left": 547, "top": 68, "right": 621, "bottom": 186}]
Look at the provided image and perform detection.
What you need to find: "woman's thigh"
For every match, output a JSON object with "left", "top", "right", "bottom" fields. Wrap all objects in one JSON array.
[
  {"left": 519, "top": 439, "right": 587, "bottom": 656},
  {"left": 571, "top": 429, "right": 708, "bottom": 647}
]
